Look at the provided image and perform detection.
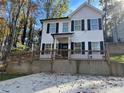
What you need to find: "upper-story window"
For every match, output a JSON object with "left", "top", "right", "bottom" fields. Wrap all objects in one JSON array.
[
  {"left": 49, "top": 23, "right": 56, "bottom": 33},
  {"left": 90, "top": 19, "right": 99, "bottom": 30},
  {"left": 63, "top": 22, "right": 68, "bottom": 32},
  {"left": 74, "top": 20, "right": 81, "bottom": 31}
]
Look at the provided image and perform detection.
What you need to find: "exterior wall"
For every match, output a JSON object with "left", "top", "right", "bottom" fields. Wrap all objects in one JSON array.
[
  {"left": 113, "top": 22, "right": 124, "bottom": 42},
  {"left": 40, "top": 54, "right": 52, "bottom": 59},
  {"left": 70, "top": 53, "right": 104, "bottom": 60},
  {"left": 40, "top": 4, "right": 104, "bottom": 59},
  {"left": 6, "top": 59, "right": 124, "bottom": 76}
]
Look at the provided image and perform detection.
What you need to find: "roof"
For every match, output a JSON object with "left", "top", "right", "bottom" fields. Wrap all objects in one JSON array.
[
  {"left": 51, "top": 33, "right": 74, "bottom": 38},
  {"left": 40, "top": 17, "right": 69, "bottom": 22},
  {"left": 51, "top": 32, "right": 73, "bottom": 36},
  {"left": 69, "top": 2, "right": 104, "bottom": 17}
]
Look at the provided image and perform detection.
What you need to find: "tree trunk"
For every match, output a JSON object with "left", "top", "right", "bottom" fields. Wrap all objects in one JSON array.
[
  {"left": 21, "top": 1, "right": 31, "bottom": 45},
  {"left": 28, "top": 19, "right": 33, "bottom": 48}
]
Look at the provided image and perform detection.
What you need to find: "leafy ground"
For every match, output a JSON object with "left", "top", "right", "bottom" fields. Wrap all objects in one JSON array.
[
  {"left": 0, "top": 73, "right": 124, "bottom": 93},
  {"left": 110, "top": 54, "right": 124, "bottom": 63}
]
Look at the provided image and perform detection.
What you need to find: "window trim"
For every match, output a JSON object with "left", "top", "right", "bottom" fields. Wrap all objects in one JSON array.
[
  {"left": 62, "top": 22, "right": 68, "bottom": 32},
  {"left": 90, "top": 19, "right": 99, "bottom": 30},
  {"left": 74, "top": 20, "right": 81, "bottom": 31},
  {"left": 49, "top": 23, "right": 56, "bottom": 33},
  {"left": 91, "top": 42, "right": 100, "bottom": 54},
  {"left": 74, "top": 42, "right": 82, "bottom": 54}
]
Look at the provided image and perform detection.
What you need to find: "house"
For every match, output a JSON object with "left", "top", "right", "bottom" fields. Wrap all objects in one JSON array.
[
  {"left": 40, "top": 2, "right": 104, "bottom": 60},
  {"left": 112, "top": 22, "right": 124, "bottom": 43}
]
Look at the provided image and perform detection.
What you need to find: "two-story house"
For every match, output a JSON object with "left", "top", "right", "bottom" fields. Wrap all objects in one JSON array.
[{"left": 40, "top": 2, "right": 104, "bottom": 60}]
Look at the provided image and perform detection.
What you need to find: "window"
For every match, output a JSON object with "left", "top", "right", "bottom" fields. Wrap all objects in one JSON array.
[
  {"left": 74, "top": 42, "right": 82, "bottom": 54},
  {"left": 74, "top": 20, "right": 81, "bottom": 31},
  {"left": 90, "top": 19, "right": 99, "bottom": 30},
  {"left": 63, "top": 22, "right": 68, "bottom": 32},
  {"left": 49, "top": 23, "right": 56, "bottom": 33},
  {"left": 45, "top": 44, "right": 51, "bottom": 54},
  {"left": 91, "top": 42, "right": 100, "bottom": 54}
]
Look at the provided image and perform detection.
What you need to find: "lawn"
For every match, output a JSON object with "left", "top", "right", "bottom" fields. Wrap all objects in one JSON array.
[
  {"left": 110, "top": 54, "right": 124, "bottom": 63},
  {"left": 0, "top": 74, "right": 27, "bottom": 81}
]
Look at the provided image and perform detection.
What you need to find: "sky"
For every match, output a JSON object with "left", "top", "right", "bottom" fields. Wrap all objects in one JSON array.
[{"left": 70, "top": 0, "right": 100, "bottom": 11}]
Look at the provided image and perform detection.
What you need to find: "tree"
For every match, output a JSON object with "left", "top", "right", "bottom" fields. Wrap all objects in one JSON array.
[
  {"left": 99, "top": 0, "right": 124, "bottom": 41},
  {"left": 21, "top": 0, "right": 38, "bottom": 45},
  {"left": 87, "top": 0, "right": 94, "bottom": 4},
  {"left": 38, "top": 0, "right": 69, "bottom": 18},
  {"left": 0, "top": 0, "right": 69, "bottom": 57},
  {"left": 0, "top": 0, "right": 27, "bottom": 53}
]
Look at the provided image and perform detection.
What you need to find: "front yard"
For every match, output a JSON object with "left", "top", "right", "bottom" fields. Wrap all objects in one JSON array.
[
  {"left": 0, "top": 73, "right": 124, "bottom": 93},
  {"left": 110, "top": 54, "right": 124, "bottom": 63}
]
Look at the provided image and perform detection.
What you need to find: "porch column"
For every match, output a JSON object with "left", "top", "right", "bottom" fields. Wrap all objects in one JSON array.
[
  {"left": 53, "top": 38, "right": 57, "bottom": 59},
  {"left": 68, "top": 36, "right": 71, "bottom": 60}
]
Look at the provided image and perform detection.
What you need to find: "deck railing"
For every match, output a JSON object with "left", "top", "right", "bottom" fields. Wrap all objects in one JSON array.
[{"left": 40, "top": 49, "right": 106, "bottom": 60}]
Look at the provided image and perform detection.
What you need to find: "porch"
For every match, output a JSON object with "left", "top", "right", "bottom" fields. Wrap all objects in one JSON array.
[
  {"left": 40, "top": 49, "right": 106, "bottom": 60},
  {"left": 40, "top": 33, "right": 105, "bottom": 60},
  {"left": 51, "top": 33, "right": 72, "bottom": 59}
]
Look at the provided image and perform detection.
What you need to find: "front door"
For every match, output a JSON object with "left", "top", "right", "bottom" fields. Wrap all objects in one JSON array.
[{"left": 58, "top": 43, "right": 68, "bottom": 58}]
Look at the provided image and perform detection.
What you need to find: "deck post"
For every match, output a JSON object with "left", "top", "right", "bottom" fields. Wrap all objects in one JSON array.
[
  {"left": 53, "top": 38, "right": 57, "bottom": 60},
  {"left": 68, "top": 37, "right": 71, "bottom": 60}
]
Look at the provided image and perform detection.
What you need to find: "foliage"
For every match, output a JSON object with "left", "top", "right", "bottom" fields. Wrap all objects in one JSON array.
[
  {"left": 110, "top": 54, "right": 124, "bottom": 63},
  {"left": 99, "top": 0, "right": 124, "bottom": 39},
  {"left": 0, "top": 18, "right": 10, "bottom": 43},
  {"left": 87, "top": 0, "right": 94, "bottom": 4},
  {"left": 0, "top": 0, "right": 38, "bottom": 53},
  {"left": 38, "top": 0, "right": 69, "bottom": 18},
  {"left": 0, "top": 0, "right": 69, "bottom": 61},
  {"left": 12, "top": 42, "right": 29, "bottom": 52}
]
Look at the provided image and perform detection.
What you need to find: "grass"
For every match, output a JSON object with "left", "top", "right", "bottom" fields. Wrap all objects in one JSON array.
[
  {"left": 110, "top": 54, "right": 124, "bottom": 63},
  {"left": 0, "top": 73, "right": 28, "bottom": 81}
]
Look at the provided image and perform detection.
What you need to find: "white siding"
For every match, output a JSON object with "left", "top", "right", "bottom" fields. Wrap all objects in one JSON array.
[
  {"left": 70, "top": 6, "right": 103, "bottom": 44},
  {"left": 71, "top": 6, "right": 101, "bottom": 20},
  {"left": 41, "top": 20, "right": 71, "bottom": 43}
]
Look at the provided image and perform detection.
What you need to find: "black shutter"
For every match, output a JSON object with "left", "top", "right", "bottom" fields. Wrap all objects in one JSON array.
[
  {"left": 58, "top": 43, "right": 61, "bottom": 49},
  {"left": 100, "top": 41, "right": 104, "bottom": 54},
  {"left": 82, "top": 42, "right": 85, "bottom": 54},
  {"left": 87, "top": 19, "right": 91, "bottom": 30},
  {"left": 88, "top": 42, "right": 92, "bottom": 54},
  {"left": 52, "top": 43, "right": 54, "bottom": 49},
  {"left": 56, "top": 43, "right": 59, "bottom": 49},
  {"left": 82, "top": 20, "right": 85, "bottom": 31},
  {"left": 71, "top": 20, "right": 74, "bottom": 31},
  {"left": 56, "top": 23, "right": 59, "bottom": 33},
  {"left": 47, "top": 23, "right": 50, "bottom": 33},
  {"left": 71, "top": 42, "right": 74, "bottom": 54},
  {"left": 41, "top": 43, "right": 45, "bottom": 54},
  {"left": 98, "top": 18, "right": 102, "bottom": 30}
]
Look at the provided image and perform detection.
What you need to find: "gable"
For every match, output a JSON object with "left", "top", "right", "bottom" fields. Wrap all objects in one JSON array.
[{"left": 69, "top": 3, "right": 103, "bottom": 19}]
